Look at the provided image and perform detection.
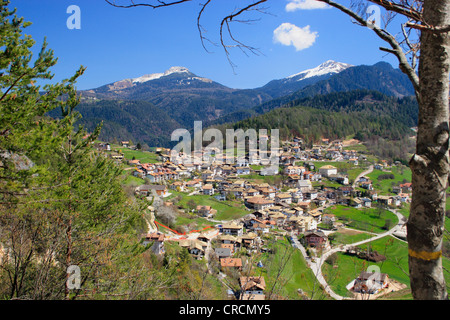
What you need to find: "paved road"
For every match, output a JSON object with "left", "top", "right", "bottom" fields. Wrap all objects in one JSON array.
[
  {"left": 352, "top": 165, "right": 374, "bottom": 188},
  {"left": 291, "top": 208, "right": 407, "bottom": 300}
]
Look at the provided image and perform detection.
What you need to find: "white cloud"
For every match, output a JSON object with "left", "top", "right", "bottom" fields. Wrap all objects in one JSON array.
[
  {"left": 286, "top": 0, "right": 330, "bottom": 11},
  {"left": 273, "top": 23, "right": 318, "bottom": 51}
]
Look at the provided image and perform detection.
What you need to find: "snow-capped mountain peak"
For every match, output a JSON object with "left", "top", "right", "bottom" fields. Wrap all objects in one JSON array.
[
  {"left": 132, "top": 66, "right": 191, "bottom": 84},
  {"left": 286, "top": 60, "right": 353, "bottom": 81}
]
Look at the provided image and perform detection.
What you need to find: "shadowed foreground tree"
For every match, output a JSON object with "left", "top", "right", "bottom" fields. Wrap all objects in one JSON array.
[
  {"left": 107, "top": 0, "right": 450, "bottom": 299},
  {"left": 0, "top": 1, "right": 178, "bottom": 299}
]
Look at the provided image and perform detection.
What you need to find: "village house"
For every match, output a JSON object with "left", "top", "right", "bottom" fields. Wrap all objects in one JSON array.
[
  {"left": 352, "top": 271, "right": 390, "bottom": 294},
  {"left": 201, "top": 169, "right": 214, "bottom": 181},
  {"left": 245, "top": 196, "right": 275, "bottom": 211},
  {"left": 240, "top": 232, "right": 258, "bottom": 249},
  {"left": 109, "top": 152, "right": 124, "bottom": 161},
  {"left": 246, "top": 188, "right": 260, "bottom": 197},
  {"left": 297, "top": 180, "right": 313, "bottom": 193},
  {"left": 196, "top": 205, "right": 216, "bottom": 218},
  {"left": 314, "top": 196, "right": 327, "bottom": 207},
  {"left": 268, "top": 212, "right": 286, "bottom": 227},
  {"left": 235, "top": 165, "right": 251, "bottom": 175},
  {"left": 304, "top": 190, "right": 319, "bottom": 201},
  {"left": 377, "top": 195, "right": 392, "bottom": 206},
  {"left": 128, "top": 159, "right": 141, "bottom": 166},
  {"left": 215, "top": 246, "right": 233, "bottom": 259},
  {"left": 202, "top": 184, "right": 215, "bottom": 196},
  {"left": 170, "top": 181, "right": 185, "bottom": 192},
  {"left": 244, "top": 217, "right": 266, "bottom": 230},
  {"left": 179, "top": 239, "right": 208, "bottom": 259},
  {"left": 400, "top": 182, "right": 412, "bottom": 193},
  {"left": 275, "top": 193, "right": 292, "bottom": 205},
  {"left": 397, "top": 193, "right": 410, "bottom": 203},
  {"left": 239, "top": 276, "right": 266, "bottom": 300},
  {"left": 338, "top": 186, "right": 354, "bottom": 197},
  {"left": 328, "top": 174, "right": 349, "bottom": 185},
  {"left": 221, "top": 223, "right": 244, "bottom": 237},
  {"left": 304, "top": 230, "right": 327, "bottom": 248},
  {"left": 186, "top": 179, "right": 202, "bottom": 189},
  {"left": 322, "top": 214, "right": 336, "bottom": 227},
  {"left": 220, "top": 258, "right": 243, "bottom": 271},
  {"left": 226, "top": 186, "right": 245, "bottom": 200},
  {"left": 142, "top": 233, "right": 165, "bottom": 255},
  {"left": 132, "top": 168, "right": 146, "bottom": 179},
  {"left": 96, "top": 142, "right": 111, "bottom": 151},
  {"left": 351, "top": 198, "right": 363, "bottom": 208},
  {"left": 135, "top": 184, "right": 168, "bottom": 197},
  {"left": 258, "top": 187, "right": 276, "bottom": 199},
  {"left": 319, "top": 165, "right": 338, "bottom": 177},
  {"left": 359, "top": 181, "right": 373, "bottom": 190},
  {"left": 197, "top": 233, "right": 214, "bottom": 244}
]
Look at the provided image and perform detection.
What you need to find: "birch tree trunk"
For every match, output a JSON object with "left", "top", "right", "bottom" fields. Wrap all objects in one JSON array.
[{"left": 407, "top": 0, "right": 450, "bottom": 300}]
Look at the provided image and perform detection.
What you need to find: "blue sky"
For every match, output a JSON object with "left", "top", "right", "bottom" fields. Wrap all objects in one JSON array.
[{"left": 11, "top": 0, "right": 401, "bottom": 90}]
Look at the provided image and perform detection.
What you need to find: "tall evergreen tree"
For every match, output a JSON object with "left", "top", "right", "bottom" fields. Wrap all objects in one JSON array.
[{"left": 0, "top": 1, "right": 173, "bottom": 300}]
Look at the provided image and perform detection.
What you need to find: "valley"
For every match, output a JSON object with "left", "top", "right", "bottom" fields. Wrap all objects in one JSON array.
[
  {"left": 63, "top": 60, "right": 417, "bottom": 152},
  {"left": 101, "top": 132, "right": 450, "bottom": 300}
]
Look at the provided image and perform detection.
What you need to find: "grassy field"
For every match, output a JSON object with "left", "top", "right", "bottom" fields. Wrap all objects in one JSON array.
[
  {"left": 324, "top": 205, "right": 398, "bottom": 234},
  {"left": 168, "top": 190, "right": 250, "bottom": 221},
  {"left": 329, "top": 228, "right": 373, "bottom": 246},
  {"left": 343, "top": 143, "right": 369, "bottom": 153},
  {"left": 258, "top": 237, "right": 328, "bottom": 300},
  {"left": 322, "top": 235, "right": 450, "bottom": 299},
  {"left": 121, "top": 172, "right": 145, "bottom": 186},
  {"left": 322, "top": 236, "right": 410, "bottom": 298},
  {"left": 367, "top": 166, "right": 412, "bottom": 195},
  {"left": 117, "top": 147, "right": 160, "bottom": 164},
  {"left": 239, "top": 173, "right": 283, "bottom": 186}
]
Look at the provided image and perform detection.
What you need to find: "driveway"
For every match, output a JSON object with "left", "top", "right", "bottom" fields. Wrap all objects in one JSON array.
[
  {"left": 291, "top": 209, "right": 407, "bottom": 300},
  {"left": 352, "top": 165, "right": 374, "bottom": 188}
]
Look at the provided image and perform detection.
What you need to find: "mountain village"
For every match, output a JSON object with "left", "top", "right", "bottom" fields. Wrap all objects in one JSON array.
[{"left": 96, "top": 136, "right": 411, "bottom": 300}]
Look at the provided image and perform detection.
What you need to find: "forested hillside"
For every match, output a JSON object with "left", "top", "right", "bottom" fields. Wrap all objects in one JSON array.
[{"left": 213, "top": 90, "right": 418, "bottom": 161}]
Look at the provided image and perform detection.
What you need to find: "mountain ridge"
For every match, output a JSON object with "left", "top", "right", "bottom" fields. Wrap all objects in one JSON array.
[{"left": 68, "top": 60, "right": 416, "bottom": 148}]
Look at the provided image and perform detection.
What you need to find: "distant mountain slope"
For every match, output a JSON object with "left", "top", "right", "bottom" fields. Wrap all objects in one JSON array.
[
  {"left": 258, "top": 60, "right": 353, "bottom": 98},
  {"left": 215, "top": 90, "right": 418, "bottom": 141},
  {"left": 62, "top": 61, "right": 416, "bottom": 148},
  {"left": 49, "top": 99, "right": 182, "bottom": 147},
  {"left": 213, "top": 89, "right": 418, "bottom": 161},
  {"left": 296, "top": 61, "right": 415, "bottom": 98},
  {"left": 80, "top": 66, "right": 273, "bottom": 128},
  {"left": 210, "top": 61, "right": 416, "bottom": 126},
  {"left": 79, "top": 62, "right": 351, "bottom": 130}
]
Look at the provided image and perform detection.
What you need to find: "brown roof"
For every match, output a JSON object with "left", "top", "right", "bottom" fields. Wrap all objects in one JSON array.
[
  {"left": 221, "top": 258, "right": 242, "bottom": 268},
  {"left": 144, "top": 233, "right": 165, "bottom": 242},
  {"left": 246, "top": 196, "right": 274, "bottom": 205},
  {"left": 239, "top": 276, "right": 266, "bottom": 291}
]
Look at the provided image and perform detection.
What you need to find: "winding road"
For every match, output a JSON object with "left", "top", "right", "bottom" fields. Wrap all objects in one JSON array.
[
  {"left": 293, "top": 208, "right": 407, "bottom": 300},
  {"left": 352, "top": 165, "right": 374, "bottom": 188}
]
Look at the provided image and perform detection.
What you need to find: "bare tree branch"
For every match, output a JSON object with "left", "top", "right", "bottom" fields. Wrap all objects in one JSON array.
[
  {"left": 104, "top": 0, "right": 192, "bottom": 9},
  {"left": 105, "top": 0, "right": 270, "bottom": 71},
  {"left": 317, "top": 0, "right": 420, "bottom": 96}
]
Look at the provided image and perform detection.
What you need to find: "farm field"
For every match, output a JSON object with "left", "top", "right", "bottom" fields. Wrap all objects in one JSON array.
[
  {"left": 367, "top": 166, "right": 412, "bottom": 195},
  {"left": 258, "top": 237, "right": 327, "bottom": 300},
  {"left": 324, "top": 205, "right": 398, "bottom": 234},
  {"left": 322, "top": 235, "right": 450, "bottom": 299},
  {"left": 167, "top": 191, "right": 250, "bottom": 221}
]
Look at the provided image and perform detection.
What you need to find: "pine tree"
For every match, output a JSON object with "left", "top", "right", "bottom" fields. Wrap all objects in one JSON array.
[{"left": 0, "top": 1, "right": 165, "bottom": 300}]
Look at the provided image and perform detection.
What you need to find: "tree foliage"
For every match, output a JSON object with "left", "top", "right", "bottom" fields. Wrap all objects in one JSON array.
[{"left": 0, "top": 1, "right": 177, "bottom": 300}]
